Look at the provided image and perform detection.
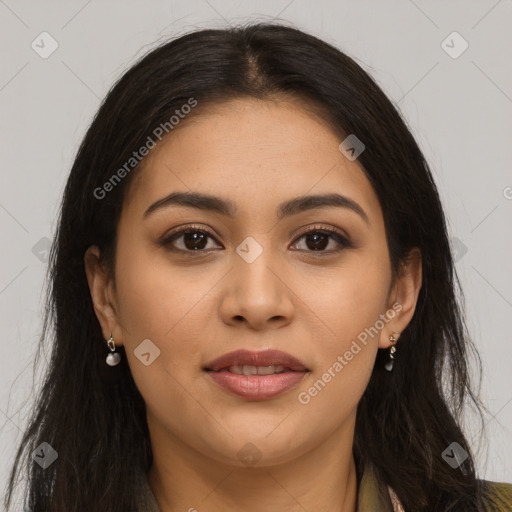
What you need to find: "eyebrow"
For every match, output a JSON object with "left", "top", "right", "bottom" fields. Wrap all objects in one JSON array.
[{"left": 143, "top": 191, "right": 370, "bottom": 226}]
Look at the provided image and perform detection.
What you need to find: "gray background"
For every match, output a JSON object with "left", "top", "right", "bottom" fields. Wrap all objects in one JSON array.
[{"left": 1, "top": 0, "right": 511, "bottom": 504}]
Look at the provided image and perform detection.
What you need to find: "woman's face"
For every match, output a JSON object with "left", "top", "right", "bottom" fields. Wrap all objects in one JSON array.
[{"left": 86, "top": 97, "right": 420, "bottom": 468}]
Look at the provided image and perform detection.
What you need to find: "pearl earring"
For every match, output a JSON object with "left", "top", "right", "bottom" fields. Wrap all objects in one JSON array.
[
  {"left": 106, "top": 335, "right": 121, "bottom": 366},
  {"left": 384, "top": 335, "right": 398, "bottom": 372}
]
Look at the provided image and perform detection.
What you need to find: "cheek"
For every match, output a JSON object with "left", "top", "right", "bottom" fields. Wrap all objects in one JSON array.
[
  {"left": 114, "top": 242, "right": 216, "bottom": 340},
  {"left": 113, "top": 247, "right": 214, "bottom": 414},
  {"left": 112, "top": 242, "right": 233, "bottom": 408},
  {"left": 296, "top": 306, "right": 382, "bottom": 419},
  {"left": 297, "top": 251, "right": 390, "bottom": 408},
  {"left": 301, "top": 249, "right": 391, "bottom": 347}
]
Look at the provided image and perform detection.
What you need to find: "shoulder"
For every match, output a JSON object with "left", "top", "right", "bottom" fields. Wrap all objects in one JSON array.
[{"left": 481, "top": 479, "right": 512, "bottom": 509}]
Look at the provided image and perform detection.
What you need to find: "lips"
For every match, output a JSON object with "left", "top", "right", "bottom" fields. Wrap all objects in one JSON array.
[
  {"left": 203, "top": 349, "right": 310, "bottom": 400},
  {"left": 204, "top": 349, "right": 309, "bottom": 372}
]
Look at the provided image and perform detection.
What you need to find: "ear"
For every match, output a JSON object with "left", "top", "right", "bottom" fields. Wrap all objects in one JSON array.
[
  {"left": 378, "top": 247, "right": 422, "bottom": 349},
  {"left": 84, "top": 245, "right": 124, "bottom": 346}
]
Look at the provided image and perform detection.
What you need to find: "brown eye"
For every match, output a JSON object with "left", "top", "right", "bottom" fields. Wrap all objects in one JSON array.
[
  {"left": 162, "top": 227, "right": 221, "bottom": 252},
  {"left": 291, "top": 226, "right": 351, "bottom": 253}
]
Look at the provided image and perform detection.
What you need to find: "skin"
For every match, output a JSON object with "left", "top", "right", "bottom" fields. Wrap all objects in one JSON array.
[{"left": 85, "top": 97, "right": 422, "bottom": 512}]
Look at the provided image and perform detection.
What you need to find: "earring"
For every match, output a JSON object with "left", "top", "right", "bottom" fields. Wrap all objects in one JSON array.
[
  {"left": 384, "top": 335, "right": 398, "bottom": 372},
  {"left": 106, "top": 335, "right": 121, "bottom": 366}
]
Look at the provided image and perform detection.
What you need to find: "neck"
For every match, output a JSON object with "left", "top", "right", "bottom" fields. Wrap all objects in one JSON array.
[{"left": 147, "top": 417, "right": 358, "bottom": 512}]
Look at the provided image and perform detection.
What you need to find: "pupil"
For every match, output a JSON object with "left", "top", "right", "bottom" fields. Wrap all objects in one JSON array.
[
  {"left": 185, "top": 232, "right": 207, "bottom": 250},
  {"left": 307, "top": 233, "right": 328, "bottom": 251}
]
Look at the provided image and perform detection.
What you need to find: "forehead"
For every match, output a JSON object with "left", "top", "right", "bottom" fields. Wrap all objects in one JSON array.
[{"left": 123, "top": 98, "right": 381, "bottom": 224}]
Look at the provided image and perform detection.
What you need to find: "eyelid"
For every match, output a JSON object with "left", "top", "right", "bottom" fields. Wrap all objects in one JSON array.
[
  {"left": 295, "top": 224, "right": 350, "bottom": 241},
  {"left": 163, "top": 223, "right": 217, "bottom": 239}
]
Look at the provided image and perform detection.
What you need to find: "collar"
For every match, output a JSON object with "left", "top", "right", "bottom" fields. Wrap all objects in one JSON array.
[{"left": 356, "top": 464, "right": 398, "bottom": 511}]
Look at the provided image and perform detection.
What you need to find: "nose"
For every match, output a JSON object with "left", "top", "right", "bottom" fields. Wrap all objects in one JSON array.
[{"left": 219, "top": 248, "right": 295, "bottom": 331}]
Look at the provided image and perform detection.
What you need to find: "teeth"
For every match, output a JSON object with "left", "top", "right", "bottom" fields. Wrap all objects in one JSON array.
[
  {"left": 228, "top": 365, "right": 286, "bottom": 375},
  {"left": 256, "top": 365, "right": 284, "bottom": 375}
]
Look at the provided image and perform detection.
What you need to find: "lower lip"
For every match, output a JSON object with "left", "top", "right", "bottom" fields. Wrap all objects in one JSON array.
[{"left": 206, "top": 370, "right": 308, "bottom": 400}]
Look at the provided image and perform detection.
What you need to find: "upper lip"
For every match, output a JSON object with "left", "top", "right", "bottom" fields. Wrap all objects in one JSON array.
[{"left": 204, "top": 349, "right": 309, "bottom": 372}]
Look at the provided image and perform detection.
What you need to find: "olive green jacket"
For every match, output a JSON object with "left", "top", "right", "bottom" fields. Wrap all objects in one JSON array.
[{"left": 136, "top": 465, "right": 512, "bottom": 511}]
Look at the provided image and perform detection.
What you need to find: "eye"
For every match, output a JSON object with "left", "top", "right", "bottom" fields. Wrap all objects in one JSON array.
[
  {"left": 290, "top": 225, "right": 351, "bottom": 253},
  {"left": 161, "top": 225, "right": 221, "bottom": 252}
]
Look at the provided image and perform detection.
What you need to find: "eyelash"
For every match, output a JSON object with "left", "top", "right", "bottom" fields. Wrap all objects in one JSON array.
[{"left": 161, "top": 224, "right": 352, "bottom": 256}]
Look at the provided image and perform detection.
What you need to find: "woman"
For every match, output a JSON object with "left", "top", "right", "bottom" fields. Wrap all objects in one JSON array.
[{"left": 4, "top": 22, "right": 512, "bottom": 512}]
